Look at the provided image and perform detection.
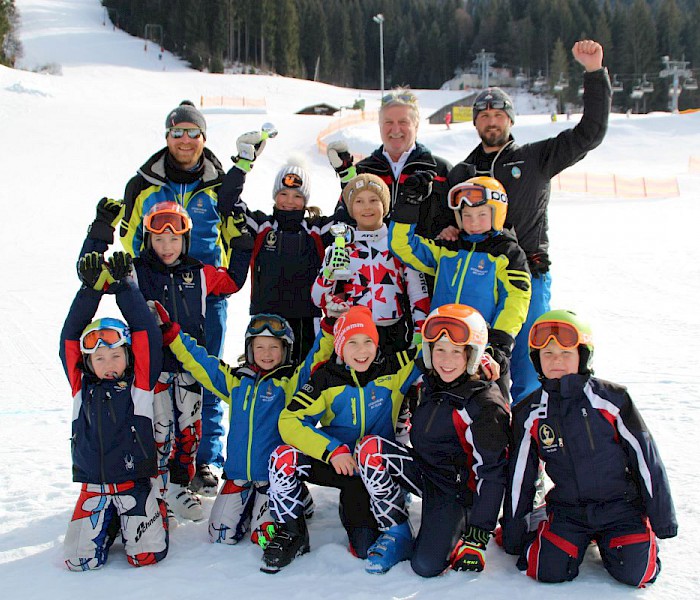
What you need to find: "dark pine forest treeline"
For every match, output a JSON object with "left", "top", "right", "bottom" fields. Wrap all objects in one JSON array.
[{"left": 98, "top": 1, "right": 699, "bottom": 111}]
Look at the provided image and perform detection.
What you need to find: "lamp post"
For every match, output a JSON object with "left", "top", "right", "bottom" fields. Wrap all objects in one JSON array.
[{"left": 373, "top": 13, "right": 385, "bottom": 98}]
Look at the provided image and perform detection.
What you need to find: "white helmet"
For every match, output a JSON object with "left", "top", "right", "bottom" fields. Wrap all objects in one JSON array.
[{"left": 421, "top": 304, "right": 488, "bottom": 375}]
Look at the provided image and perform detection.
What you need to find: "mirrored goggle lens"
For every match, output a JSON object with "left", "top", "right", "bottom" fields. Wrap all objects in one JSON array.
[
  {"left": 448, "top": 185, "right": 487, "bottom": 210},
  {"left": 423, "top": 317, "right": 471, "bottom": 345},
  {"left": 529, "top": 321, "right": 581, "bottom": 349},
  {"left": 81, "top": 328, "right": 126, "bottom": 353},
  {"left": 473, "top": 99, "right": 510, "bottom": 111},
  {"left": 381, "top": 92, "right": 417, "bottom": 105},
  {"left": 168, "top": 127, "right": 203, "bottom": 139},
  {"left": 145, "top": 211, "right": 190, "bottom": 235},
  {"left": 249, "top": 316, "right": 286, "bottom": 335}
]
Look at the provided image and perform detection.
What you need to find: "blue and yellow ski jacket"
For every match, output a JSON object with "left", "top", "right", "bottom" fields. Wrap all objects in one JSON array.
[
  {"left": 167, "top": 329, "right": 334, "bottom": 481},
  {"left": 389, "top": 202, "right": 531, "bottom": 340},
  {"left": 279, "top": 348, "right": 421, "bottom": 463}
]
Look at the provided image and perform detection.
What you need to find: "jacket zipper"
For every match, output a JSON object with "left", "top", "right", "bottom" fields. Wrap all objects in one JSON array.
[
  {"left": 455, "top": 244, "right": 476, "bottom": 300},
  {"left": 97, "top": 391, "right": 106, "bottom": 481},
  {"left": 131, "top": 425, "right": 149, "bottom": 457},
  {"left": 246, "top": 376, "right": 264, "bottom": 481},
  {"left": 169, "top": 273, "right": 179, "bottom": 321},
  {"left": 106, "top": 391, "right": 117, "bottom": 424},
  {"left": 451, "top": 259, "right": 462, "bottom": 287},
  {"left": 554, "top": 417, "right": 566, "bottom": 455},
  {"left": 424, "top": 396, "right": 443, "bottom": 434},
  {"left": 581, "top": 407, "right": 596, "bottom": 451}
]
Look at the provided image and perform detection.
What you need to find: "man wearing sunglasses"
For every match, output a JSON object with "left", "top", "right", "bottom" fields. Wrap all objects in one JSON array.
[
  {"left": 327, "top": 88, "right": 454, "bottom": 240},
  {"left": 447, "top": 40, "right": 611, "bottom": 405},
  {"left": 120, "top": 100, "right": 247, "bottom": 497}
]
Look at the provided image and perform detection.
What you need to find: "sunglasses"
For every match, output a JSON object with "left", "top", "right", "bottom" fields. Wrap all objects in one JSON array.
[
  {"left": 168, "top": 127, "right": 203, "bottom": 139},
  {"left": 144, "top": 210, "right": 191, "bottom": 235},
  {"left": 80, "top": 327, "right": 129, "bottom": 354},
  {"left": 381, "top": 92, "right": 418, "bottom": 106},
  {"left": 423, "top": 316, "right": 475, "bottom": 346},
  {"left": 529, "top": 321, "right": 592, "bottom": 350},
  {"left": 248, "top": 314, "right": 288, "bottom": 336}
]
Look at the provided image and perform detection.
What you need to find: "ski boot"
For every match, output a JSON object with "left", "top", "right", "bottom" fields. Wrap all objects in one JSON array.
[
  {"left": 167, "top": 483, "right": 204, "bottom": 522},
  {"left": 365, "top": 521, "right": 414, "bottom": 574},
  {"left": 260, "top": 517, "right": 310, "bottom": 574},
  {"left": 190, "top": 463, "right": 219, "bottom": 497}
]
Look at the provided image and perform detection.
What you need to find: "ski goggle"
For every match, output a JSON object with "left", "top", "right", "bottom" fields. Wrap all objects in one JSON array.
[
  {"left": 423, "top": 316, "right": 476, "bottom": 346},
  {"left": 168, "top": 127, "right": 203, "bottom": 139},
  {"left": 447, "top": 184, "right": 490, "bottom": 211},
  {"left": 473, "top": 98, "right": 512, "bottom": 112},
  {"left": 381, "top": 91, "right": 418, "bottom": 106},
  {"left": 529, "top": 321, "right": 592, "bottom": 350},
  {"left": 144, "top": 209, "right": 191, "bottom": 235},
  {"left": 80, "top": 326, "right": 129, "bottom": 354},
  {"left": 248, "top": 314, "right": 288, "bottom": 337}
]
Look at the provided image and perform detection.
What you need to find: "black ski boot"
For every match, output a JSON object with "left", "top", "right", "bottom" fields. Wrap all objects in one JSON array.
[{"left": 260, "top": 517, "right": 310, "bottom": 574}]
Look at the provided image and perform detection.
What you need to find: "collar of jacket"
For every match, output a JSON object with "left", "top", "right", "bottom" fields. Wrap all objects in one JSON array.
[
  {"left": 137, "top": 146, "right": 225, "bottom": 189},
  {"left": 369, "top": 142, "right": 438, "bottom": 173},
  {"left": 422, "top": 372, "right": 491, "bottom": 407},
  {"left": 354, "top": 225, "right": 387, "bottom": 243},
  {"left": 542, "top": 372, "right": 591, "bottom": 397},
  {"left": 329, "top": 349, "right": 388, "bottom": 386},
  {"left": 272, "top": 207, "right": 306, "bottom": 230}
]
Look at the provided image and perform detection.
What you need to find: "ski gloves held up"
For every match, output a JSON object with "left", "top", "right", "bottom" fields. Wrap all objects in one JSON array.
[
  {"left": 233, "top": 131, "right": 267, "bottom": 173},
  {"left": 78, "top": 251, "right": 132, "bottom": 292},
  {"left": 326, "top": 141, "right": 357, "bottom": 182},
  {"left": 87, "top": 197, "right": 125, "bottom": 244}
]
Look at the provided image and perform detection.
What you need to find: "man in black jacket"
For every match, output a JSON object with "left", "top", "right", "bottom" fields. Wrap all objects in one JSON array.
[
  {"left": 327, "top": 88, "right": 453, "bottom": 240},
  {"left": 448, "top": 40, "right": 611, "bottom": 404}
]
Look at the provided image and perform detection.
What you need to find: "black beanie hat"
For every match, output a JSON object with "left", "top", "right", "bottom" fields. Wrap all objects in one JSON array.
[{"left": 165, "top": 100, "right": 207, "bottom": 138}]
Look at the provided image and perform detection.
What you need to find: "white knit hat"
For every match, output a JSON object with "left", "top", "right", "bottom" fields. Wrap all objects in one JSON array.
[{"left": 272, "top": 157, "right": 311, "bottom": 204}]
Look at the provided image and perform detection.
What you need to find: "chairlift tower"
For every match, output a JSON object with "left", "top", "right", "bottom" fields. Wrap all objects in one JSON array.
[
  {"left": 660, "top": 56, "right": 693, "bottom": 113},
  {"left": 473, "top": 49, "right": 496, "bottom": 89}
]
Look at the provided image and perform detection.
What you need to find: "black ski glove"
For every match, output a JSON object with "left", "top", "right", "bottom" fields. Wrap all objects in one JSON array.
[
  {"left": 527, "top": 252, "right": 551, "bottom": 278},
  {"left": 401, "top": 170, "right": 436, "bottom": 205},
  {"left": 107, "top": 251, "right": 133, "bottom": 282},
  {"left": 77, "top": 252, "right": 110, "bottom": 291},
  {"left": 88, "top": 197, "right": 124, "bottom": 243},
  {"left": 450, "top": 524, "right": 491, "bottom": 572}
]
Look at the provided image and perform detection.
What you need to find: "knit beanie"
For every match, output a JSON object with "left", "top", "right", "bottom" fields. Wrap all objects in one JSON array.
[
  {"left": 333, "top": 306, "right": 379, "bottom": 360},
  {"left": 342, "top": 174, "right": 390, "bottom": 219},
  {"left": 471, "top": 87, "right": 515, "bottom": 124},
  {"left": 272, "top": 159, "right": 311, "bottom": 204},
  {"left": 165, "top": 100, "right": 207, "bottom": 138}
]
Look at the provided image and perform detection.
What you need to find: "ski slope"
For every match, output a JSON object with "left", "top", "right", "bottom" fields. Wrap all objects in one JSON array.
[{"left": 1, "top": 1, "right": 698, "bottom": 598}]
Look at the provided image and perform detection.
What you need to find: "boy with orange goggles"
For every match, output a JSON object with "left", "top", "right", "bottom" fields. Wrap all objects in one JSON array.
[{"left": 503, "top": 309, "right": 677, "bottom": 587}]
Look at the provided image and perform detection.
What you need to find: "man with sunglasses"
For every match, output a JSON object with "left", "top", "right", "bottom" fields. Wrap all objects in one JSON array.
[
  {"left": 120, "top": 100, "right": 248, "bottom": 497},
  {"left": 448, "top": 40, "right": 611, "bottom": 405},
  {"left": 327, "top": 88, "right": 454, "bottom": 240}
]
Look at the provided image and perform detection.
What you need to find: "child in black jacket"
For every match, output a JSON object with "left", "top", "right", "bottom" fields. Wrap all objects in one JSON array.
[
  {"left": 503, "top": 309, "right": 677, "bottom": 587},
  {"left": 355, "top": 303, "right": 510, "bottom": 576}
]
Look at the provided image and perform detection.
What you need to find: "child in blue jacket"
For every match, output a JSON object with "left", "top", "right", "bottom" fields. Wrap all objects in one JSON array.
[
  {"left": 389, "top": 174, "right": 531, "bottom": 402},
  {"left": 503, "top": 310, "right": 677, "bottom": 587},
  {"left": 60, "top": 253, "right": 167, "bottom": 571},
  {"left": 152, "top": 303, "right": 333, "bottom": 548}
]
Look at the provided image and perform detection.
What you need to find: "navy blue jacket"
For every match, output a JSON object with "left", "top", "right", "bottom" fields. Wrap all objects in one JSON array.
[
  {"left": 503, "top": 373, "right": 677, "bottom": 553},
  {"left": 410, "top": 369, "right": 510, "bottom": 532},
  {"left": 59, "top": 280, "right": 162, "bottom": 484}
]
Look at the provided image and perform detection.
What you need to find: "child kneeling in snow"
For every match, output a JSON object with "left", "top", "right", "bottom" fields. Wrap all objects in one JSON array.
[
  {"left": 152, "top": 304, "right": 333, "bottom": 549},
  {"left": 355, "top": 304, "right": 510, "bottom": 576},
  {"left": 60, "top": 253, "right": 167, "bottom": 570},
  {"left": 503, "top": 310, "right": 677, "bottom": 587}
]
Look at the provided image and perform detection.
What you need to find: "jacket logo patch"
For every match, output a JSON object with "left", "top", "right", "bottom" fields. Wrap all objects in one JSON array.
[
  {"left": 262, "top": 383, "right": 275, "bottom": 402},
  {"left": 116, "top": 381, "right": 128, "bottom": 391},
  {"left": 124, "top": 453, "right": 135, "bottom": 470},
  {"left": 183, "top": 271, "right": 194, "bottom": 285},
  {"left": 265, "top": 231, "right": 277, "bottom": 248},
  {"left": 511, "top": 166, "right": 522, "bottom": 179},
  {"left": 539, "top": 424, "right": 556, "bottom": 448},
  {"left": 470, "top": 259, "right": 488, "bottom": 276}
]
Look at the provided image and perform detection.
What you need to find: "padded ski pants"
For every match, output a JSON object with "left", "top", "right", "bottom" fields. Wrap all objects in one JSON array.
[
  {"left": 64, "top": 480, "right": 168, "bottom": 571},
  {"left": 524, "top": 506, "right": 660, "bottom": 587},
  {"left": 356, "top": 435, "right": 468, "bottom": 577},
  {"left": 208, "top": 479, "right": 273, "bottom": 546},
  {"left": 153, "top": 371, "right": 202, "bottom": 494},
  {"left": 268, "top": 445, "right": 378, "bottom": 550}
]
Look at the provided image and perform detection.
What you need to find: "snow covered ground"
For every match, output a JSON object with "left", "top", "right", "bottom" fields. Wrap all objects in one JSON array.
[{"left": 1, "top": 1, "right": 698, "bottom": 598}]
